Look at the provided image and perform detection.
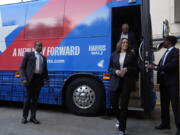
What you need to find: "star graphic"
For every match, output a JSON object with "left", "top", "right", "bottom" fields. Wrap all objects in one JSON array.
[{"left": 0, "top": 10, "right": 18, "bottom": 53}]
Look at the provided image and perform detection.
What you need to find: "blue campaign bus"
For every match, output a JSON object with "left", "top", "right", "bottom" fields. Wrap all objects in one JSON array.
[{"left": 0, "top": 0, "right": 155, "bottom": 115}]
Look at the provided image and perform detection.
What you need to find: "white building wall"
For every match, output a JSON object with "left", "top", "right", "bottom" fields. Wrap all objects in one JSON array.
[{"left": 150, "top": 0, "right": 180, "bottom": 38}]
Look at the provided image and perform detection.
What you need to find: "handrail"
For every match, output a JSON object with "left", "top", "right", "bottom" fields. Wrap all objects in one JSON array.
[{"left": 139, "top": 41, "right": 144, "bottom": 61}]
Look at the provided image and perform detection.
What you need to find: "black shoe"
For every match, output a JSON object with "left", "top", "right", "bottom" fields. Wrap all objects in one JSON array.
[
  {"left": 21, "top": 118, "right": 28, "bottom": 124},
  {"left": 155, "top": 124, "right": 170, "bottom": 130},
  {"left": 29, "top": 118, "right": 40, "bottom": 124}
]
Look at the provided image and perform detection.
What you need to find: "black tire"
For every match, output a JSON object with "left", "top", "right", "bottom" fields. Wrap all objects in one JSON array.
[{"left": 65, "top": 77, "right": 105, "bottom": 116}]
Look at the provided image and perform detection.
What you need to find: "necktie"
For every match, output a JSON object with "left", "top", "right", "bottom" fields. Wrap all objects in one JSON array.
[
  {"left": 160, "top": 49, "right": 168, "bottom": 66},
  {"left": 38, "top": 54, "right": 42, "bottom": 73}
]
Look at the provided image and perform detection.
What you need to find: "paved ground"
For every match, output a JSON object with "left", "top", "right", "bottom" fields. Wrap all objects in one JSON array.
[{"left": 0, "top": 101, "right": 177, "bottom": 135}]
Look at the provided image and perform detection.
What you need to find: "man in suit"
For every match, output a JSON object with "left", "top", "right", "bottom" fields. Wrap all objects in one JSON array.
[
  {"left": 20, "top": 41, "right": 49, "bottom": 124},
  {"left": 149, "top": 36, "right": 180, "bottom": 135},
  {"left": 119, "top": 23, "right": 137, "bottom": 52}
]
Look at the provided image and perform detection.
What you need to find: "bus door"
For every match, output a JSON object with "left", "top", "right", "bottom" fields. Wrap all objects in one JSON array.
[
  {"left": 111, "top": 0, "right": 153, "bottom": 114},
  {"left": 139, "top": 0, "right": 153, "bottom": 114}
]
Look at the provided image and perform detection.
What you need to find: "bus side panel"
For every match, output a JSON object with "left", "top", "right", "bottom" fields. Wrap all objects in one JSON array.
[
  {"left": 47, "top": 36, "right": 111, "bottom": 72},
  {"left": 0, "top": 0, "right": 49, "bottom": 70},
  {"left": 64, "top": 0, "right": 111, "bottom": 37},
  {"left": 0, "top": 70, "right": 110, "bottom": 107},
  {"left": 0, "top": 71, "right": 25, "bottom": 102},
  {"left": 46, "top": 3, "right": 111, "bottom": 72},
  {"left": 38, "top": 71, "right": 64, "bottom": 105},
  {"left": 0, "top": 0, "right": 112, "bottom": 71},
  {"left": 0, "top": 70, "right": 63, "bottom": 105}
]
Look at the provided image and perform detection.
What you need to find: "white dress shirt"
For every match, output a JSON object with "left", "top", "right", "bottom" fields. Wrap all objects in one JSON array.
[
  {"left": 120, "top": 32, "right": 128, "bottom": 39},
  {"left": 119, "top": 52, "right": 126, "bottom": 70},
  {"left": 162, "top": 47, "right": 174, "bottom": 65},
  {"left": 34, "top": 51, "right": 43, "bottom": 74}
]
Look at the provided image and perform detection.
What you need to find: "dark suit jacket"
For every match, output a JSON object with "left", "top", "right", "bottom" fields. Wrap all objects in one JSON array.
[
  {"left": 157, "top": 47, "right": 179, "bottom": 86},
  {"left": 119, "top": 32, "right": 137, "bottom": 50},
  {"left": 108, "top": 51, "right": 138, "bottom": 92},
  {"left": 20, "top": 52, "right": 49, "bottom": 86}
]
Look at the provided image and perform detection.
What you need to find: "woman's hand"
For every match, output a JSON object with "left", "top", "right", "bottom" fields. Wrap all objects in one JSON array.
[
  {"left": 121, "top": 68, "right": 128, "bottom": 77},
  {"left": 22, "top": 79, "right": 28, "bottom": 86},
  {"left": 122, "top": 67, "right": 128, "bottom": 74},
  {"left": 115, "top": 70, "right": 122, "bottom": 77},
  {"left": 46, "top": 80, "right": 50, "bottom": 88},
  {"left": 148, "top": 63, "right": 157, "bottom": 70},
  {"left": 115, "top": 69, "right": 127, "bottom": 77}
]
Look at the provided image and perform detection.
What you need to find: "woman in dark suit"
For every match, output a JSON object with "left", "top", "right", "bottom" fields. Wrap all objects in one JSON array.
[{"left": 109, "top": 38, "right": 137, "bottom": 135}]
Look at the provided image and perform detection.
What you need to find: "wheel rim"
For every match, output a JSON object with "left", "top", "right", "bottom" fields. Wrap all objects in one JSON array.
[{"left": 73, "top": 85, "right": 95, "bottom": 109}]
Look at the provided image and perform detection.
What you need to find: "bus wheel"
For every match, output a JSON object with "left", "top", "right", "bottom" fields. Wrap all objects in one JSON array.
[{"left": 65, "top": 77, "right": 105, "bottom": 116}]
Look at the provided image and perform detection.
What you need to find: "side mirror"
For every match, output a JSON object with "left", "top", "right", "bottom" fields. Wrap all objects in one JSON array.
[
  {"left": 163, "top": 19, "right": 169, "bottom": 38},
  {"left": 152, "top": 19, "right": 169, "bottom": 52},
  {"left": 152, "top": 41, "right": 164, "bottom": 52}
]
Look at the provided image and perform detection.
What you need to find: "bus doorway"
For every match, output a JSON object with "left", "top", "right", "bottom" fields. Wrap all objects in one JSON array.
[
  {"left": 111, "top": 5, "right": 141, "bottom": 53},
  {"left": 111, "top": 5, "right": 143, "bottom": 109}
]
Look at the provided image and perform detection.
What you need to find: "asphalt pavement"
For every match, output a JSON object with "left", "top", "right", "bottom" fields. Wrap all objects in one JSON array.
[{"left": 0, "top": 101, "right": 177, "bottom": 135}]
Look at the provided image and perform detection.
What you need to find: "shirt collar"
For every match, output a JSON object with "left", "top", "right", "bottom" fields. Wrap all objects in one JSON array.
[
  {"left": 34, "top": 50, "right": 40, "bottom": 55},
  {"left": 167, "top": 47, "right": 174, "bottom": 52},
  {"left": 121, "top": 32, "right": 128, "bottom": 35}
]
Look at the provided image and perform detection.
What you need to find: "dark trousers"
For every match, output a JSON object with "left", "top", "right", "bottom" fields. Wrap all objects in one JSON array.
[
  {"left": 160, "top": 84, "right": 180, "bottom": 129},
  {"left": 110, "top": 78, "right": 132, "bottom": 131},
  {"left": 23, "top": 74, "right": 42, "bottom": 119}
]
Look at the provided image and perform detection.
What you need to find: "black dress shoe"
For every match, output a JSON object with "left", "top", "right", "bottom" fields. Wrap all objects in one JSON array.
[
  {"left": 155, "top": 124, "right": 170, "bottom": 130},
  {"left": 29, "top": 118, "right": 40, "bottom": 124},
  {"left": 21, "top": 118, "right": 28, "bottom": 124}
]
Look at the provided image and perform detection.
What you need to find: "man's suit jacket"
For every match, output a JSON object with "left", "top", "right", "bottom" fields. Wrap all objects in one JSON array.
[
  {"left": 108, "top": 51, "right": 138, "bottom": 92},
  {"left": 157, "top": 47, "right": 179, "bottom": 86},
  {"left": 119, "top": 32, "right": 137, "bottom": 50},
  {"left": 20, "top": 52, "right": 49, "bottom": 86}
]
